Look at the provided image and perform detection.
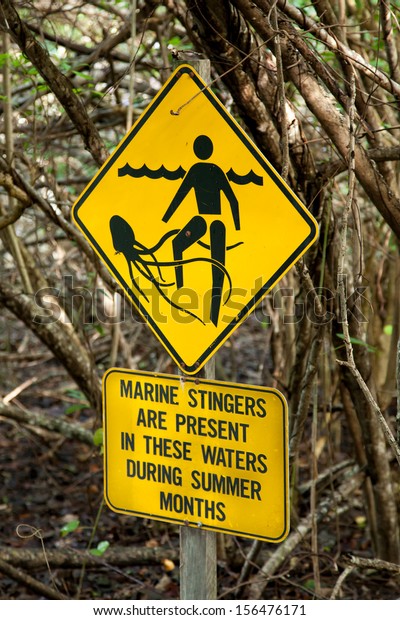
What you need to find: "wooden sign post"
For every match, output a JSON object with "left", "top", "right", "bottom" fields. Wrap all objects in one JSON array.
[
  {"left": 174, "top": 55, "right": 217, "bottom": 601},
  {"left": 180, "top": 358, "right": 216, "bottom": 600}
]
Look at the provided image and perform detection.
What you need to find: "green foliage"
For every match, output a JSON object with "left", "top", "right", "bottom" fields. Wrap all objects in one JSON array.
[
  {"left": 336, "top": 333, "right": 377, "bottom": 353},
  {"left": 65, "top": 389, "right": 87, "bottom": 400},
  {"left": 93, "top": 428, "right": 103, "bottom": 448},
  {"left": 93, "top": 323, "right": 106, "bottom": 336},
  {"left": 303, "top": 578, "right": 315, "bottom": 592},
  {"left": 65, "top": 402, "right": 88, "bottom": 414},
  {"left": 89, "top": 540, "right": 110, "bottom": 556},
  {"left": 60, "top": 519, "right": 80, "bottom": 537},
  {"left": 64, "top": 389, "right": 89, "bottom": 415},
  {"left": 355, "top": 515, "right": 367, "bottom": 529},
  {"left": 0, "top": 52, "right": 11, "bottom": 68}
]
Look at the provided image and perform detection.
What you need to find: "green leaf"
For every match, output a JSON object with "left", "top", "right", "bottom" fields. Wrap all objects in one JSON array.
[
  {"left": 65, "top": 403, "right": 88, "bottom": 415},
  {"left": 60, "top": 519, "right": 80, "bottom": 537},
  {"left": 304, "top": 578, "right": 315, "bottom": 591},
  {"left": 72, "top": 70, "right": 92, "bottom": 80},
  {"left": 355, "top": 515, "right": 367, "bottom": 529},
  {"left": 0, "top": 53, "right": 11, "bottom": 69},
  {"left": 168, "top": 36, "right": 182, "bottom": 47},
  {"left": 65, "top": 389, "right": 86, "bottom": 399},
  {"left": 90, "top": 540, "right": 110, "bottom": 556},
  {"left": 336, "top": 333, "right": 377, "bottom": 353},
  {"left": 93, "top": 428, "right": 103, "bottom": 447},
  {"left": 384, "top": 324, "right": 393, "bottom": 336}
]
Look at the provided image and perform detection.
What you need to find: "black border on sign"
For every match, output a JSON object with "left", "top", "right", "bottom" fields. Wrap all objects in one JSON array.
[
  {"left": 73, "top": 66, "right": 318, "bottom": 374},
  {"left": 102, "top": 368, "right": 289, "bottom": 543}
]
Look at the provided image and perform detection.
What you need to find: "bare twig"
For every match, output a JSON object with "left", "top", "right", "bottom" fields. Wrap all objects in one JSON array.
[
  {"left": 271, "top": 4, "right": 289, "bottom": 180},
  {"left": 245, "top": 469, "right": 365, "bottom": 599},
  {"left": 397, "top": 338, "right": 400, "bottom": 446},
  {"left": 330, "top": 565, "right": 353, "bottom": 600},
  {"left": 0, "top": 0, "right": 108, "bottom": 166},
  {"left": 272, "top": 0, "right": 400, "bottom": 99},
  {"left": 0, "top": 557, "right": 67, "bottom": 600},
  {"left": 380, "top": 0, "right": 400, "bottom": 85},
  {"left": 0, "top": 402, "right": 94, "bottom": 446},
  {"left": 335, "top": 68, "right": 400, "bottom": 468},
  {"left": 331, "top": 548, "right": 400, "bottom": 600},
  {"left": 289, "top": 326, "right": 323, "bottom": 459},
  {"left": 1, "top": 32, "right": 33, "bottom": 295},
  {"left": 337, "top": 360, "right": 400, "bottom": 467},
  {"left": 336, "top": 68, "right": 357, "bottom": 372},
  {"left": 0, "top": 545, "right": 179, "bottom": 569},
  {"left": 311, "top": 381, "right": 321, "bottom": 596},
  {"left": 345, "top": 554, "right": 400, "bottom": 574}
]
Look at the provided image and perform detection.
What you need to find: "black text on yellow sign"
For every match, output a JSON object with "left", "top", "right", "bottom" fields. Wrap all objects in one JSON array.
[
  {"left": 72, "top": 65, "right": 318, "bottom": 374},
  {"left": 103, "top": 369, "right": 289, "bottom": 542}
]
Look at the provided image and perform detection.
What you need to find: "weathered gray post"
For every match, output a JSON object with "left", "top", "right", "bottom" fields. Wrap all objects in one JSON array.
[
  {"left": 180, "top": 358, "right": 217, "bottom": 600},
  {"left": 171, "top": 53, "right": 217, "bottom": 600}
]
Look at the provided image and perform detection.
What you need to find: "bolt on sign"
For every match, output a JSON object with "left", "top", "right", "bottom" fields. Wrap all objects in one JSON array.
[
  {"left": 72, "top": 65, "right": 318, "bottom": 374},
  {"left": 102, "top": 368, "right": 289, "bottom": 542}
]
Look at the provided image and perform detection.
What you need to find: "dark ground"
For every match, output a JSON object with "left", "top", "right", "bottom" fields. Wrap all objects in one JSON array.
[{"left": 0, "top": 312, "right": 399, "bottom": 600}]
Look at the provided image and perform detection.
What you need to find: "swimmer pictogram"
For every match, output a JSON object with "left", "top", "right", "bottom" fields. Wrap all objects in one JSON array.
[{"left": 116, "top": 134, "right": 262, "bottom": 326}]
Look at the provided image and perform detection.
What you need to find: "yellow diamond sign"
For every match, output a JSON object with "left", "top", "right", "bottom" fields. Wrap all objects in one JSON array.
[{"left": 73, "top": 65, "right": 318, "bottom": 373}]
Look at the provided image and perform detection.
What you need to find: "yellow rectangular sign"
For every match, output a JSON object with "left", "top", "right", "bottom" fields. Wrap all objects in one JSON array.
[{"left": 103, "top": 369, "right": 289, "bottom": 542}]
